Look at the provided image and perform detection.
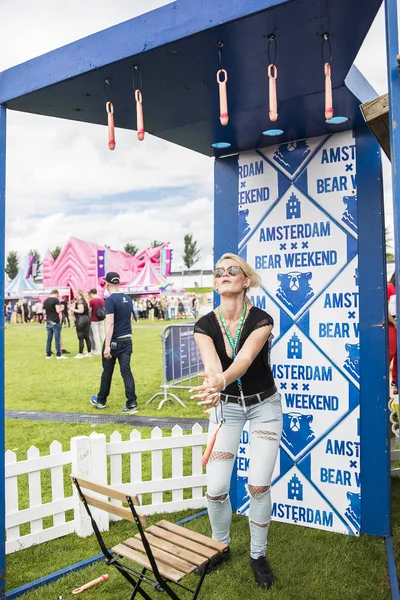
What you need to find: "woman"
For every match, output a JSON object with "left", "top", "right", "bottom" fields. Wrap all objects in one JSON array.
[
  {"left": 388, "top": 272, "right": 397, "bottom": 394},
  {"left": 190, "top": 253, "right": 282, "bottom": 589},
  {"left": 73, "top": 290, "right": 92, "bottom": 358}
]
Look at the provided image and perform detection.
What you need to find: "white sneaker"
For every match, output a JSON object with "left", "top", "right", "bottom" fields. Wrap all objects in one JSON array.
[
  {"left": 93, "top": 351, "right": 101, "bottom": 356},
  {"left": 56, "top": 355, "right": 68, "bottom": 360},
  {"left": 74, "top": 354, "right": 84, "bottom": 359},
  {"left": 83, "top": 352, "right": 93, "bottom": 358},
  {"left": 46, "top": 356, "right": 52, "bottom": 359}
]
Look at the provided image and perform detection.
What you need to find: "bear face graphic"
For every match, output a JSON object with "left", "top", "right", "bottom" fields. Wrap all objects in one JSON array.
[
  {"left": 281, "top": 412, "right": 315, "bottom": 456},
  {"left": 276, "top": 271, "right": 314, "bottom": 315},
  {"left": 342, "top": 194, "right": 358, "bottom": 234},
  {"left": 343, "top": 343, "right": 360, "bottom": 381},
  {"left": 344, "top": 491, "right": 361, "bottom": 531}
]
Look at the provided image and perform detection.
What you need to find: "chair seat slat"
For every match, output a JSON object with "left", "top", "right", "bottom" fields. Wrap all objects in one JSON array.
[
  {"left": 124, "top": 537, "right": 196, "bottom": 574},
  {"left": 145, "top": 525, "right": 217, "bottom": 558},
  {"left": 134, "top": 532, "right": 208, "bottom": 567},
  {"left": 156, "top": 520, "right": 228, "bottom": 552},
  {"left": 112, "top": 543, "right": 185, "bottom": 583}
]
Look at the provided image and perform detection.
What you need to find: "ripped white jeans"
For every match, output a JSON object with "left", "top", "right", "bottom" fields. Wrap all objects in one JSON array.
[{"left": 206, "top": 391, "right": 282, "bottom": 559}]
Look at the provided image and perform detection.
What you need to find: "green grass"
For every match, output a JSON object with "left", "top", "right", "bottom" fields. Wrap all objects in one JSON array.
[
  {"left": 6, "top": 486, "right": 400, "bottom": 599},
  {"left": 6, "top": 323, "right": 203, "bottom": 417},
  {"left": 4, "top": 325, "right": 400, "bottom": 599}
]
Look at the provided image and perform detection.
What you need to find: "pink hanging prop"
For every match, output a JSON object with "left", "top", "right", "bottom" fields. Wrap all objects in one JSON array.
[
  {"left": 217, "top": 69, "right": 229, "bottom": 126},
  {"left": 202, "top": 421, "right": 223, "bottom": 466},
  {"left": 106, "top": 102, "right": 116, "bottom": 150},
  {"left": 135, "top": 89, "right": 145, "bottom": 141},
  {"left": 72, "top": 574, "right": 109, "bottom": 594},
  {"left": 268, "top": 64, "right": 278, "bottom": 122},
  {"left": 324, "top": 62, "right": 333, "bottom": 120}
]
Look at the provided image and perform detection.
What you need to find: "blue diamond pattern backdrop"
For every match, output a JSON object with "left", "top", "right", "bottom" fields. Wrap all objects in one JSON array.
[{"left": 234, "top": 130, "right": 371, "bottom": 536}]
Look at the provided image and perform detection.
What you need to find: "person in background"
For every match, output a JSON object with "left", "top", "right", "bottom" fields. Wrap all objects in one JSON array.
[
  {"left": 178, "top": 298, "right": 185, "bottom": 319},
  {"left": 170, "top": 296, "right": 177, "bottom": 320},
  {"left": 43, "top": 289, "right": 67, "bottom": 360},
  {"left": 147, "top": 297, "right": 155, "bottom": 321},
  {"left": 6, "top": 302, "right": 13, "bottom": 325},
  {"left": 133, "top": 299, "right": 139, "bottom": 321},
  {"left": 61, "top": 296, "right": 70, "bottom": 327},
  {"left": 164, "top": 297, "right": 170, "bottom": 320},
  {"left": 388, "top": 272, "right": 398, "bottom": 395},
  {"left": 138, "top": 298, "right": 146, "bottom": 319},
  {"left": 16, "top": 301, "right": 23, "bottom": 324},
  {"left": 90, "top": 272, "right": 138, "bottom": 413},
  {"left": 36, "top": 300, "right": 44, "bottom": 324},
  {"left": 73, "top": 290, "right": 92, "bottom": 358},
  {"left": 22, "top": 300, "right": 30, "bottom": 323},
  {"left": 88, "top": 289, "right": 105, "bottom": 356}
]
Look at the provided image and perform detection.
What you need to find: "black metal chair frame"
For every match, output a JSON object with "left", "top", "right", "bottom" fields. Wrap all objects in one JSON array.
[{"left": 73, "top": 477, "right": 210, "bottom": 600}]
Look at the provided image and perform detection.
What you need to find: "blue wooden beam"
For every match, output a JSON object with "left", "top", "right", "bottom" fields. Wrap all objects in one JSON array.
[
  {"left": 0, "top": 105, "right": 7, "bottom": 599},
  {"left": 0, "top": 0, "right": 284, "bottom": 103}
]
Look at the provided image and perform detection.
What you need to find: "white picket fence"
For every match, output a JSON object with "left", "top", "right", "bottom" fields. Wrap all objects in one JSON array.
[{"left": 5, "top": 424, "right": 208, "bottom": 554}]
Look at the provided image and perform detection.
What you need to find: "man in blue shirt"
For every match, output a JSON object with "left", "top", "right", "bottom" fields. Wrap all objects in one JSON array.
[{"left": 90, "top": 272, "right": 138, "bottom": 413}]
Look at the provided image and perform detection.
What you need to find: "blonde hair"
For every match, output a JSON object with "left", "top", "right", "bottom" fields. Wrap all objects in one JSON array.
[{"left": 215, "top": 253, "right": 261, "bottom": 305}]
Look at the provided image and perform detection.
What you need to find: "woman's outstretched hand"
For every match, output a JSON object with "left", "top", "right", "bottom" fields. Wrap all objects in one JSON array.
[{"left": 190, "top": 372, "right": 225, "bottom": 408}]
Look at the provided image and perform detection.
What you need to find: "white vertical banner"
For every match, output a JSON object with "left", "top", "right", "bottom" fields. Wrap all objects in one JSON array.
[{"left": 236, "top": 131, "right": 360, "bottom": 535}]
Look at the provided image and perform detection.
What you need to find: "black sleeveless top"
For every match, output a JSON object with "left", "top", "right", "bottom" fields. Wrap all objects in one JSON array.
[{"left": 194, "top": 306, "right": 275, "bottom": 396}]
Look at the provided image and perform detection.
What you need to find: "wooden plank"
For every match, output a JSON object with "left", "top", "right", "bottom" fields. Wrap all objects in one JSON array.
[
  {"left": 156, "top": 520, "right": 228, "bottom": 551},
  {"left": 145, "top": 525, "right": 217, "bottom": 558},
  {"left": 360, "top": 93, "right": 390, "bottom": 159},
  {"left": 112, "top": 543, "right": 185, "bottom": 583},
  {"left": 123, "top": 537, "right": 196, "bottom": 574},
  {"left": 144, "top": 533, "right": 209, "bottom": 566},
  {"left": 134, "top": 532, "right": 208, "bottom": 566},
  {"left": 85, "top": 494, "right": 147, "bottom": 527},
  {"left": 71, "top": 474, "right": 141, "bottom": 506}
]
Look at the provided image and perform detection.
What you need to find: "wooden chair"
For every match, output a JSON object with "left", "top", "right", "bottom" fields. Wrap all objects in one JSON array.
[{"left": 71, "top": 475, "right": 228, "bottom": 600}]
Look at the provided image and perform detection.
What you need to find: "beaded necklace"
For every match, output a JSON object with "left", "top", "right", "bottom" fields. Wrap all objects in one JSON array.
[{"left": 218, "top": 302, "right": 247, "bottom": 408}]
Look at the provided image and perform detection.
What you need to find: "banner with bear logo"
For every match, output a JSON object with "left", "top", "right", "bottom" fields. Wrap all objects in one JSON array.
[{"left": 236, "top": 130, "right": 360, "bottom": 535}]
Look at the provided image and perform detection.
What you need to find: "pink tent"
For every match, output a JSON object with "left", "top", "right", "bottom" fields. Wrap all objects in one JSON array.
[
  {"left": 126, "top": 260, "right": 168, "bottom": 294},
  {"left": 42, "top": 237, "right": 170, "bottom": 296}
]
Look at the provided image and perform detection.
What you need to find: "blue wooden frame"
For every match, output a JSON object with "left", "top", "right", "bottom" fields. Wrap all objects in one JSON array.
[
  {"left": 0, "top": 105, "right": 6, "bottom": 600},
  {"left": 0, "top": 0, "right": 398, "bottom": 596}
]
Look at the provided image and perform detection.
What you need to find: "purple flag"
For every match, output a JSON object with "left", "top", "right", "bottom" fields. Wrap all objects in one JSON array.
[{"left": 97, "top": 250, "right": 105, "bottom": 278}]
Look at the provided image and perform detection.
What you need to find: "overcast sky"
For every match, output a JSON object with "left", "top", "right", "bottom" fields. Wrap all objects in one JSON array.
[{"left": 0, "top": 0, "right": 395, "bottom": 268}]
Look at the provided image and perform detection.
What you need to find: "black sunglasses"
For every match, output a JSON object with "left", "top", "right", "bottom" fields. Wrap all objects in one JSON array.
[{"left": 214, "top": 265, "right": 245, "bottom": 278}]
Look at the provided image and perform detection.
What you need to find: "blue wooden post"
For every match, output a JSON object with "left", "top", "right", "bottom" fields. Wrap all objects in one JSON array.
[
  {"left": 384, "top": 2, "right": 400, "bottom": 598},
  {"left": 385, "top": 0, "right": 400, "bottom": 362},
  {"left": 0, "top": 105, "right": 7, "bottom": 597},
  {"left": 214, "top": 155, "right": 239, "bottom": 509}
]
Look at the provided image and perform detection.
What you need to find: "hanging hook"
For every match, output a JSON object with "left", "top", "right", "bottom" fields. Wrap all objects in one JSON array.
[
  {"left": 216, "top": 42, "right": 229, "bottom": 126},
  {"left": 135, "top": 90, "right": 145, "bottom": 141},
  {"left": 267, "top": 34, "right": 277, "bottom": 65},
  {"left": 321, "top": 33, "right": 334, "bottom": 120},
  {"left": 267, "top": 34, "right": 278, "bottom": 122},
  {"left": 133, "top": 65, "right": 145, "bottom": 141},
  {"left": 106, "top": 101, "right": 116, "bottom": 151},
  {"left": 321, "top": 33, "right": 332, "bottom": 65},
  {"left": 268, "top": 64, "right": 278, "bottom": 122}
]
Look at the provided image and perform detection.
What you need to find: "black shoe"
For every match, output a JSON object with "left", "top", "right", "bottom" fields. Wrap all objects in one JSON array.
[
  {"left": 195, "top": 547, "right": 231, "bottom": 575},
  {"left": 250, "top": 556, "right": 275, "bottom": 589},
  {"left": 61, "top": 349, "right": 70, "bottom": 354}
]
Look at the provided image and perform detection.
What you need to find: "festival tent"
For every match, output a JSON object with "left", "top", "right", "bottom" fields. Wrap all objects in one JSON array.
[
  {"left": 5, "top": 256, "right": 38, "bottom": 297},
  {"left": 126, "top": 260, "right": 168, "bottom": 294}
]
